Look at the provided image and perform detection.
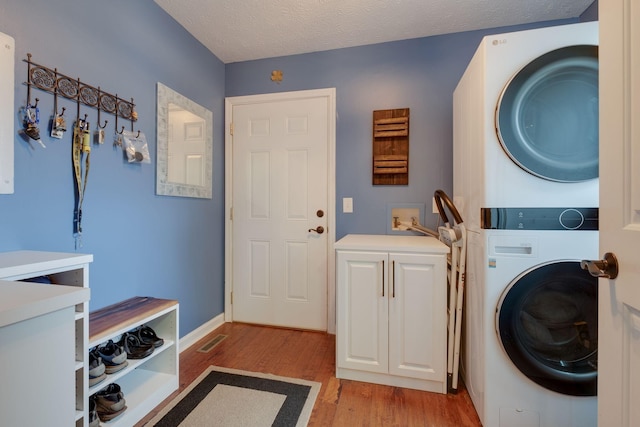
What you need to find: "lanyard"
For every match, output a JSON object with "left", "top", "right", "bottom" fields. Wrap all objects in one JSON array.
[{"left": 73, "top": 119, "right": 91, "bottom": 248}]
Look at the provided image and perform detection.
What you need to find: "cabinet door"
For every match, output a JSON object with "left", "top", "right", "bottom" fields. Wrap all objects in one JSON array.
[
  {"left": 388, "top": 252, "right": 446, "bottom": 381},
  {"left": 336, "top": 250, "right": 388, "bottom": 373}
]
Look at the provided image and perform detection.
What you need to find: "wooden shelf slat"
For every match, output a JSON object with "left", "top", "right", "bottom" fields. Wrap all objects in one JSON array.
[{"left": 89, "top": 296, "right": 177, "bottom": 343}]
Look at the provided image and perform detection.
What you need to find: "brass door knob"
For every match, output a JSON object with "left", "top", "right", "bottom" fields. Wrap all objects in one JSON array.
[
  {"left": 581, "top": 252, "right": 619, "bottom": 279},
  {"left": 308, "top": 226, "right": 325, "bottom": 234}
]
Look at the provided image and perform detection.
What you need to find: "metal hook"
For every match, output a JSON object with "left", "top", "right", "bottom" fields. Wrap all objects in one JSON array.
[
  {"left": 59, "top": 107, "right": 66, "bottom": 116},
  {"left": 136, "top": 130, "right": 140, "bottom": 138},
  {"left": 99, "top": 119, "right": 108, "bottom": 129},
  {"left": 31, "top": 98, "right": 39, "bottom": 108},
  {"left": 119, "top": 126, "right": 125, "bottom": 134}
]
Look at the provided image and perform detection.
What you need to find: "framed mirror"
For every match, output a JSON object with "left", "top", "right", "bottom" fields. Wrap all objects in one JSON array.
[{"left": 156, "top": 82, "right": 213, "bottom": 198}]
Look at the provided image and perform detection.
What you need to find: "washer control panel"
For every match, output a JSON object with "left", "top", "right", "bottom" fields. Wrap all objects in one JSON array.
[{"left": 481, "top": 207, "right": 598, "bottom": 230}]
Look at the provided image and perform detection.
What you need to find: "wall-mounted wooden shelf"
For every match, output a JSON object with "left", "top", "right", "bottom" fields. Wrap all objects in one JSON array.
[{"left": 372, "top": 108, "right": 409, "bottom": 185}]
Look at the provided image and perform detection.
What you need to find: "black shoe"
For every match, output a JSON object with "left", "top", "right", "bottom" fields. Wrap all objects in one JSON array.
[
  {"left": 95, "top": 384, "right": 127, "bottom": 421},
  {"left": 136, "top": 325, "right": 164, "bottom": 348},
  {"left": 97, "top": 340, "right": 129, "bottom": 374},
  {"left": 88, "top": 395, "right": 100, "bottom": 427},
  {"left": 88, "top": 349, "right": 107, "bottom": 386},
  {"left": 119, "top": 332, "right": 154, "bottom": 359}
]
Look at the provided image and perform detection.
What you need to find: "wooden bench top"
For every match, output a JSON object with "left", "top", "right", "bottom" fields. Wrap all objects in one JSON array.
[{"left": 89, "top": 296, "right": 177, "bottom": 344}]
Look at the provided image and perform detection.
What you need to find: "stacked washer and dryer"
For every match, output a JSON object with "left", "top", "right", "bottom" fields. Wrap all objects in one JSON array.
[{"left": 453, "top": 22, "right": 599, "bottom": 427}]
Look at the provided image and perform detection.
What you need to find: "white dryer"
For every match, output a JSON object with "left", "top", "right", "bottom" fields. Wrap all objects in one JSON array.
[
  {"left": 453, "top": 22, "right": 599, "bottom": 231},
  {"left": 464, "top": 211, "right": 598, "bottom": 427}
]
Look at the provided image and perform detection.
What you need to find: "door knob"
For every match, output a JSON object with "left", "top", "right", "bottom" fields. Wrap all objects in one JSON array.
[
  {"left": 308, "top": 226, "right": 325, "bottom": 234},
  {"left": 580, "top": 252, "right": 619, "bottom": 279}
]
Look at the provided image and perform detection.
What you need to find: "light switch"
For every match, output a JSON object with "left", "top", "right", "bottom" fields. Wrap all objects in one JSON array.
[{"left": 343, "top": 197, "right": 353, "bottom": 213}]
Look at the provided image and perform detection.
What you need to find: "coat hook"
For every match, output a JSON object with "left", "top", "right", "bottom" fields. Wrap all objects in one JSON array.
[
  {"left": 59, "top": 107, "right": 66, "bottom": 116},
  {"left": 100, "top": 119, "right": 108, "bottom": 129},
  {"left": 119, "top": 126, "right": 125, "bottom": 134},
  {"left": 32, "top": 97, "right": 39, "bottom": 108},
  {"left": 136, "top": 130, "right": 140, "bottom": 138}
]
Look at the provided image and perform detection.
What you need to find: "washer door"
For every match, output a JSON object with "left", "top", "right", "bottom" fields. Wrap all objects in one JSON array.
[
  {"left": 496, "top": 45, "right": 599, "bottom": 182},
  {"left": 497, "top": 260, "right": 597, "bottom": 396}
]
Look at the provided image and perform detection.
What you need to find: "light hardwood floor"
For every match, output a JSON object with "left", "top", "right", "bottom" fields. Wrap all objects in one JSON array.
[{"left": 136, "top": 322, "right": 482, "bottom": 426}]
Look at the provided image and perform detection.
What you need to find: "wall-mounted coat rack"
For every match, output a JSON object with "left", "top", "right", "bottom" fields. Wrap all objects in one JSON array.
[
  {"left": 23, "top": 54, "right": 142, "bottom": 247},
  {"left": 372, "top": 108, "right": 410, "bottom": 185},
  {"left": 23, "top": 53, "right": 137, "bottom": 132}
]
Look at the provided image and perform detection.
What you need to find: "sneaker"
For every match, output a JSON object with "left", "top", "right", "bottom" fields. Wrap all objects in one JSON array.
[
  {"left": 89, "top": 349, "right": 107, "bottom": 386},
  {"left": 119, "top": 332, "right": 154, "bottom": 359},
  {"left": 95, "top": 383, "right": 127, "bottom": 421},
  {"left": 97, "top": 340, "right": 129, "bottom": 374},
  {"left": 88, "top": 395, "right": 101, "bottom": 427},
  {"left": 136, "top": 325, "right": 164, "bottom": 348}
]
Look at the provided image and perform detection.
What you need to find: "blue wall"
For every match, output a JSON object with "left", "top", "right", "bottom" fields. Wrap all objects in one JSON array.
[
  {"left": 0, "top": 0, "right": 596, "bottom": 337},
  {"left": 226, "top": 19, "right": 583, "bottom": 240},
  {"left": 0, "top": 0, "right": 226, "bottom": 336}
]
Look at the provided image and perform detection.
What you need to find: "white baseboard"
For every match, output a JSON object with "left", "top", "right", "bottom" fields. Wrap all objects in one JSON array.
[{"left": 179, "top": 312, "right": 226, "bottom": 352}]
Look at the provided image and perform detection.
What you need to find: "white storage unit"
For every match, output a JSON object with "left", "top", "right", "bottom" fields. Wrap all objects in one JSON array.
[
  {"left": 335, "top": 234, "right": 449, "bottom": 393},
  {"left": 0, "top": 250, "right": 92, "bottom": 427},
  {"left": 89, "top": 297, "right": 179, "bottom": 426},
  {"left": 0, "top": 252, "right": 179, "bottom": 427}
]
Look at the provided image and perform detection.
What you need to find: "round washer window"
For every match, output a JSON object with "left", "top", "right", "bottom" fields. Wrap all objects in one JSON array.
[
  {"left": 496, "top": 45, "right": 599, "bottom": 182},
  {"left": 497, "top": 260, "right": 597, "bottom": 396}
]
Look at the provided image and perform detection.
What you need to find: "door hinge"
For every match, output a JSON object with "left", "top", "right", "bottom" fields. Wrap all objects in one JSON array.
[
  {"left": 230, "top": 122, "right": 233, "bottom": 136},
  {"left": 230, "top": 291, "right": 233, "bottom": 304},
  {"left": 230, "top": 207, "right": 233, "bottom": 220}
]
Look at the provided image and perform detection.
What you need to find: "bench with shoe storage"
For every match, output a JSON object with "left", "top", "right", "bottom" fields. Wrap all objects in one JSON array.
[
  {"left": 0, "top": 252, "right": 179, "bottom": 427},
  {"left": 88, "top": 296, "right": 179, "bottom": 426}
]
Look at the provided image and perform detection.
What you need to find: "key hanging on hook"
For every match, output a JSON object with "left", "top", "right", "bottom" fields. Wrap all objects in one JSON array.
[
  {"left": 50, "top": 68, "right": 67, "bottom": 140},
  {"left": 95, "top": 86, "right": 107, "bottom": 144},
  {"left": 24, "top": 98, "right": 45, "bottom": 148},
  {"left": 51, "top": 106, "right": 67, "bottom": 139}
]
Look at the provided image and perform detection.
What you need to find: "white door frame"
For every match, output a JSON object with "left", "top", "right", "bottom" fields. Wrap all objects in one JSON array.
[{"left": 224, "top": 88, "right": 337, "bottom": 333}]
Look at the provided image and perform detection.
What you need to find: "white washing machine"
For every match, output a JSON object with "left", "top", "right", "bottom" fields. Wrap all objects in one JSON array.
[
  {"left": 464, "top": 216, "right": 598, "bottom": 427},
  {"left": 453, "top": 22, "right": 600, "bottom": 427},
  {"left": 453, "top": 22, "right": 599, "bottom": 231}
]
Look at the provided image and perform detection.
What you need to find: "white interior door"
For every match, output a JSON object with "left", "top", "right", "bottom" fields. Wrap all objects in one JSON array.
[
  {"left": 597, "top": 2, "right": 640, "bottom": 425},
  {"left": 227, "top": 90, "right": 335, "bottom": 331}
]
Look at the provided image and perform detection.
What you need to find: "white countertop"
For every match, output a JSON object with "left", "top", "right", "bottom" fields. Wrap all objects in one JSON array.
[
  {"left": 335, "top": 234, "right": 449, "bottom": 253},
  {"left": 0, "top": 250, "right": 93, "bottom": 280},
  {"left": 0, "top": 279, "right": 89, "bottom": 328}
]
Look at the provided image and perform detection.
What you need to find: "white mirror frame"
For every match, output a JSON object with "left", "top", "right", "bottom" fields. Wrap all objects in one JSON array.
[{"left": 156, "top": 82, "right": 213, "bottom": 198}]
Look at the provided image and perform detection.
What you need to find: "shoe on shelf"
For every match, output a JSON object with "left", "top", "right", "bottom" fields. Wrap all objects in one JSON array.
[
  {"left": 95, "top": 383, "right": 127, "bottom": 421},
  {"left": 88, "top": 395, "right": 101, "bottom": 427},
  {"left": 119, "top": 332, "right": 154, "bottom": 359},
  {"left": 136, "top": 325, "right": 164, "bottom": 348},
  {"left": 88, "top": 349, "right": 107, "bottom": 386},
  {"left": 97, "top": 340, "right": 129, "bottom": 374}
]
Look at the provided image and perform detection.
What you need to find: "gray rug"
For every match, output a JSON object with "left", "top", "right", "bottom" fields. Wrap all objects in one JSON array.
[{"left": 147, "top": 366, "right": 321, "bottom": 427}]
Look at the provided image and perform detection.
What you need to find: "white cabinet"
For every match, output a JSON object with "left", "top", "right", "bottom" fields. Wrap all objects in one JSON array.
[
  {"left": 89, "top": 297, "right": 179, "bottom": 426},
  {"left": 335, "top": 234, "right": 449, "bottom": 393},
  {"left": 0, "top": 31, "right": 14, "bottom": 194},
  {"left": 0, "top": 250, "right": 92, "bottom": 427}
]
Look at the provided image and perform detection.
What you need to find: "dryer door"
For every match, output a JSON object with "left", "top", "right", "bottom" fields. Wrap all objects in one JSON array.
[
  {"left": 496, "top": 45, "right": 599, "bottom": 182},
  {"left": 496, "top": 260, "right": 597, "bottom": 396}
]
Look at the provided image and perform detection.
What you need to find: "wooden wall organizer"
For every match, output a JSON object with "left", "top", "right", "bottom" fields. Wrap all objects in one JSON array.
[{"left": 372, "top": 108, "right": 409, "bottom": 185}]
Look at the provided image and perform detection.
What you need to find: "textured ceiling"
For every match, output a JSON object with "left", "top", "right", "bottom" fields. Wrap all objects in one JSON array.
[{"left": 154, "top": 0, "right": 594, "bottom": 64}]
